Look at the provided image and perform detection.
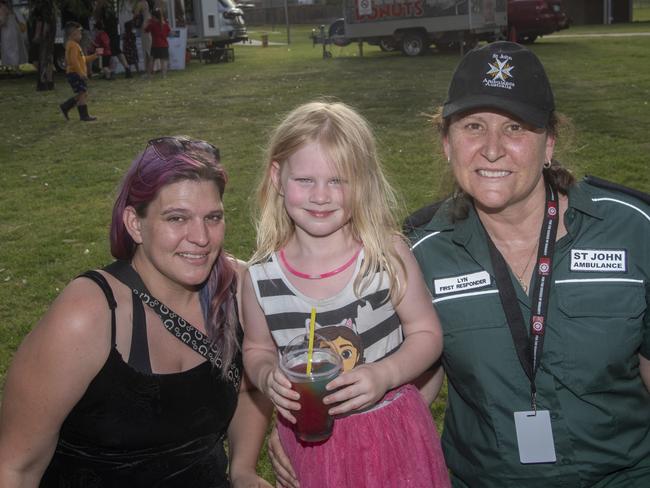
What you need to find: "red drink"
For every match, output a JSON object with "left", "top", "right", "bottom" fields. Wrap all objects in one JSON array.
[
  {"left": 290, "top": 361, "right": 339, "bottom": 442},
  {"left": 280, "top": 348, "right": 342, "bottom": 443}
]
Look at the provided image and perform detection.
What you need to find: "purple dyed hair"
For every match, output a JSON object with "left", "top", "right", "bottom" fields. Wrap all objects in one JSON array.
[{"left": 109, "top": 140, "right": 239, "bottom": 373}]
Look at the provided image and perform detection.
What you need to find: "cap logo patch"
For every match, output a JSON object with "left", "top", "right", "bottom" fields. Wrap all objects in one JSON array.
[{"left": 484, "top": 54, "right": 515, "bottom": 90}]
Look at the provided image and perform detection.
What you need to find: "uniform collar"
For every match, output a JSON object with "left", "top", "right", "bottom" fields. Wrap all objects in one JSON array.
[
  {"left": 421, "top": 197, "right": 489, "bottom": 248},
  {"left": 566, "top": 181, "right": 604, "bottom": 220},
  {"left": 422, "top": 198, "right": 459, "bottom": 233}
]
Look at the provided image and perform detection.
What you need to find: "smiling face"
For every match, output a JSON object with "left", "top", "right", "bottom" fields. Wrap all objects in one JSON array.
[
  {"left": 443, "top": 110, "right": 555, "bottom": 214},
  {"left": 125, "top": 179, "right": 225, "bottom": 291},
  {"left": 272, "top": 141, "right": 351, "bottom": 240}
]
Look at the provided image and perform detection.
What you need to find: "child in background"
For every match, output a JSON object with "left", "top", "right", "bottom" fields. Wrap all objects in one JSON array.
[
  {"left": 144, "top": 8, "right": 170, "bottom": 77},
  {"left": 122, "top": 20, "right": 139, "bottom": 76},
  {"left": 59, "top": 21, "right": 101, "bottom": 122},
  {"left": 93, "top": 20, "right": 113, "bottom": 80},
  {"left": 242, "top": 101, "right": 450, "bottom": 487}
]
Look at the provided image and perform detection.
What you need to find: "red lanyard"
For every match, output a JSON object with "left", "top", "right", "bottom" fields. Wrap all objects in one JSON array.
[{"left": 483, "top": 183, "right": 559, "bottom": 411}]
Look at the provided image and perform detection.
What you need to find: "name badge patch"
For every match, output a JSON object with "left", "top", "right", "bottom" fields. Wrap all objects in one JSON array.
[
  {"left": 434, "top": 271, "right": 491, "bottom": 295},
  {"left": 570, "top": 249, "right": 627, "bottom": 272}
]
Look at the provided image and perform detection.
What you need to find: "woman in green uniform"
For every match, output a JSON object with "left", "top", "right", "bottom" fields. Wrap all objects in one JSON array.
[{"left": 405, "top": 41, "right": 650, "bottom": 488}]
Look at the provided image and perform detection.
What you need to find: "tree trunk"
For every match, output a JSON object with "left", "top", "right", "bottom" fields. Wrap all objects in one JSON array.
[{"left": 36, "top": 10, "right": 56, "bottom": 91}]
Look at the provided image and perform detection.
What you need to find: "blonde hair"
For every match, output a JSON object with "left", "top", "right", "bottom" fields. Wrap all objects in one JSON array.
[{"left": 251, "top": 100, "right": 405, "bottom": 302}]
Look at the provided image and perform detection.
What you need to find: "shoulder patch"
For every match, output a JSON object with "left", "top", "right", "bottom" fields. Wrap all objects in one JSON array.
[{"left": 584, "top": 175, "right": 650, "bottom": 205}]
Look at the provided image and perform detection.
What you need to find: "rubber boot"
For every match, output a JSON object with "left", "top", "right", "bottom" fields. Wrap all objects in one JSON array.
[
  {"left": 78, "top": 104, "right": 97, "bottom": 122},
  {"left": 59, "top": 97, "right": 77, "bottom": 120}
]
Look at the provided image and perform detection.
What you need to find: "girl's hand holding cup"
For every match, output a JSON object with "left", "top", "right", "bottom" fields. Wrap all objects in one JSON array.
[
  {"left": 264, "top": 366, "right": 300, "bottom": 423},
  {"left": 324, "top": 363, "right": 391, "bottom": 415}
]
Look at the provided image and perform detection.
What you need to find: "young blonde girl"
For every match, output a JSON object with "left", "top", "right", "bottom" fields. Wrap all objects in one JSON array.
[{"left": 242, "top": 101, "right": 450, "bottom": 487}]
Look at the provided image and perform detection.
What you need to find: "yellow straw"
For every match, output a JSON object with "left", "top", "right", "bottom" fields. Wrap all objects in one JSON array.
[{"left": 306, "top": 307, "right": 316, "bottom": 375}]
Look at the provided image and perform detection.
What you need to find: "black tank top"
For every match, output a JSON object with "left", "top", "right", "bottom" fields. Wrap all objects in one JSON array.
[{"left": 40, "top": 268, "right": 241, "bottom": 487}]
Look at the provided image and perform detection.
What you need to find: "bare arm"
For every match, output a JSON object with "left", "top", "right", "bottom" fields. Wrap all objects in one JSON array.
[
  {"left": 0, "top": 278, "right": 112, "bottom": 487},
  {"left": 241, "top": 272, "right": 300, "bottom": 423},
  {"left": 384, "top": 238, "right": 444, "bottom": 387},
  {"left": 413, "top": 362, "right": 445, "bottom": 406},
  {"left": 227, "top": 375, "right": 274, "bottom": 488},
  {"left": 326, "top": 238, "right": 444, "bottom": 414},
  {"left": 640, "top": 354, "right": 650, "bottom": 393},
  {"left": 225, "top": 261, "right": 274, "bottom": 487},
  {"left": 267, "top": 424, "right": 299, "bottom": 488}
]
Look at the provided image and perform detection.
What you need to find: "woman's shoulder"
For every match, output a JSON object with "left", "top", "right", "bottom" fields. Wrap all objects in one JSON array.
[
  {"left": 15, "top": 271, "right": 115, "bottom": 379},
  {"left": 388, "top": 233, "right": 412, "bottom": 256},
  {"left": 40, "top": 271, "right": 115, "bottom": 344},
  {"left": 577, "top": 177, "right": 650, "bottom": 228},
  {"left": 580, "top": 176, "right": 650, "bottom": 208}
]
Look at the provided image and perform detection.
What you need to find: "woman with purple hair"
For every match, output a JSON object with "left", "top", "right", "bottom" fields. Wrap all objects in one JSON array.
[{"left": 0, "top": 136, "right": 273, "bottom": 487}]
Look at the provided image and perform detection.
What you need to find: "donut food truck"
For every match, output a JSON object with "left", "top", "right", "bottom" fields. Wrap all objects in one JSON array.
[{"left": 327, "top": 0, "right": 507, "bottom": 56}]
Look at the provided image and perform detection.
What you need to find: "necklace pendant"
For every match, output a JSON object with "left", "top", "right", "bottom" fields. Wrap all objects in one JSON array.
[{"left": 517, "top": 277, "right": 528, "bottom": 294}]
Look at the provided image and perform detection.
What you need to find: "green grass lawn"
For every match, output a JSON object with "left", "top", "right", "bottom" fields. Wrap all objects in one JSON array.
[
  {"left": 636, "top": 9, "right": 650, "bottom": 21},
  {"left": 1, "top": 22, "right": 650, "bottom": 483}
]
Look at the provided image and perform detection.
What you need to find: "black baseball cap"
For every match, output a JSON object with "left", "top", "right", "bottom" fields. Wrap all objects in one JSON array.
[{"left": 442, "top": 41, "right": 555, "bottom": 128}]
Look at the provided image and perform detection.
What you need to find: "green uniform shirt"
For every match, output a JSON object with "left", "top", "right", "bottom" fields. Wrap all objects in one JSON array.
[{"left": 408, "top": 180, "right": 650, "bottom": 487}]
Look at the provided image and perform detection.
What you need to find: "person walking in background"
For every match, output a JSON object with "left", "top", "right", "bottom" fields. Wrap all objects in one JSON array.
[
  {"left": 144, "top": 8, "right": 170, "bottom": 77},
  {"left": 105, "top": 9, "right": 130, "bottom": 78},
  {"left": 132, "top": 0, "right": 152, "bottom": 76},
  {"left": 243, "top": 101, "right": 450, "bottom": 487},
  {"left": 93, "top": 0, "right": 129, "bottom": 78},
  {"left": 93, "top": 20, "right": 113, "bottom": 80},
  {"left": 122, "top": 20, "right": 139, "bottom": 76},
  {"left": 59, "top": 21, "right": 101, "bottom": 122},
  {"left": 60, "top": 1, "right": 95, "bottom": 78},
  {"left": 0, "top": 136, "right": 273, "bottom": 488}
]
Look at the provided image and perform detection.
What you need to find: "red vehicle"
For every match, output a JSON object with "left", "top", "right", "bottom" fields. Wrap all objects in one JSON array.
[{"left": 507, "top": 0, "right": 570, "bottom": 43}]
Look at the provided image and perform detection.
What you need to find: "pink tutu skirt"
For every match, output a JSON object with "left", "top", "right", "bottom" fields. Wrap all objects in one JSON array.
[{"left": 278, "top": 384, "right": 450, "bottom": 488}]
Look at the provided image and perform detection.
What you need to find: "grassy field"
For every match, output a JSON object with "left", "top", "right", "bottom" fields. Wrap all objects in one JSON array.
[
  {"left": 1, "top": 23, "right": 650, "bottom": 482},
  {"left": 635, "top": 0, "right": 650, "bottom": 21}
]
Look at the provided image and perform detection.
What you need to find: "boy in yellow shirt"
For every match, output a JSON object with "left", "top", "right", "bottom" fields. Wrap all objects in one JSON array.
[{"left": 59, "top": 22, "right": 101, "bottom": 121}]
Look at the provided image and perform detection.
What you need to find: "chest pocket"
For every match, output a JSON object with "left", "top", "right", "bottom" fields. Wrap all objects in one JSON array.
[
  {"left": 557, "top": 280, "right": 646, "bottom": 318},
  {"left": 555, "top": 279, "right": 647, "bottom": 393},
  {"left": 437, "top": 290, "right": 522, "bottom": 394},
  {"left": 435, "top": 289, "right": 504, "bottom": 331}
]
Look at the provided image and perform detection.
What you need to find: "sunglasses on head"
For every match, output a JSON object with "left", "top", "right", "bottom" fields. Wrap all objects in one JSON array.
[{"left": 147, "top": 136, "right": 220, "bottom": 163}]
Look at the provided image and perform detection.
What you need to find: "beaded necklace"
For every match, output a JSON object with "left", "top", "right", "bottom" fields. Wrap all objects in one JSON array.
[{"left": 279, "top": 247, "right": 362, "bottom": 280}]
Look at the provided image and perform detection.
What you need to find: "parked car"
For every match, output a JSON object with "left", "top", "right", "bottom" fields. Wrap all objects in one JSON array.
[{"left": 508, "top": 0, "right": 570, "bottom": 43}]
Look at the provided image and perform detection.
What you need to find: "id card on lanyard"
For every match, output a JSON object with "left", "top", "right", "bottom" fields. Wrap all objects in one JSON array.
[{"left": 483, "top": 183, "right": 559, "bottom": 464}]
